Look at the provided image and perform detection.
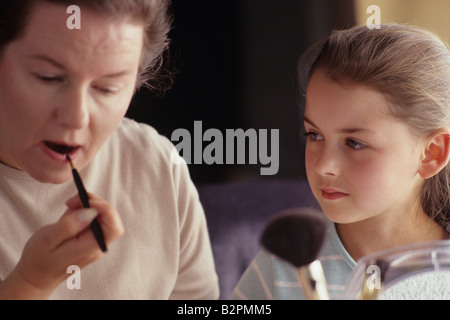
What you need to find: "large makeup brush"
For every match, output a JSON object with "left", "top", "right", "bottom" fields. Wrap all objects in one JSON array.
[{"left": 261, "top": 208, "right": 329, "bottom": 300}]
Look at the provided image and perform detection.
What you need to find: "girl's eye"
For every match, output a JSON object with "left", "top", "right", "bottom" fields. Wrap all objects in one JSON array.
[
  {"left": 346, "top": 139, "right": 367, "bottom": 150},
  {"left": 304, "top": 131, "right": 324, "bottom": 141}
]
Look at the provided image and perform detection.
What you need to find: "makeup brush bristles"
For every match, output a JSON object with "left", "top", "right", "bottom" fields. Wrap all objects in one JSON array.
[{"left": 261, "top": 208, "right": 328, "bottom": 268}]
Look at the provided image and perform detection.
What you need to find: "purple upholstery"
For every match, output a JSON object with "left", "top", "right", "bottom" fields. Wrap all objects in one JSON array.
[{"left": 198, "top": 179, "right": 319, "bottom": 299}]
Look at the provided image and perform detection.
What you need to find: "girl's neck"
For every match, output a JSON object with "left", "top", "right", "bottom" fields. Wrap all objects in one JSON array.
[{"left": 336, "top": 208, "right": 449, "bottom": 262}]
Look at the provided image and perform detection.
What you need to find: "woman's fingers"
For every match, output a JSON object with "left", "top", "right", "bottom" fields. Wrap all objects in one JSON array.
[
  {"left": 34, "top": 207, "right": 98, "bottom": 252},
  {"left": 16, "top": 209, "right": 99, "bottom": 291},
  {"left": 65, "top": 192, "right": 124, "bottom": 245},
  {"left": 52, "top": 194, "right": 124, "bottom": 268},
  {"left": 14, "top": 194, "right": 124, "bottom": 295},
  {"left": 31, "top": 192, "right": 123, "bottom": 265}
]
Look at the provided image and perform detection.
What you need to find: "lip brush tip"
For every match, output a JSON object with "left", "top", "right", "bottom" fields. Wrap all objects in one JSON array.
[{"left": 65, "top": 154, "right": 74, "bottom": 168}]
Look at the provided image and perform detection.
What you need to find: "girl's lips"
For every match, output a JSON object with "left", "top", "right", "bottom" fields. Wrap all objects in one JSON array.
[
  {"left": 42, "top": 141, "right": 81, "bottom": 163},
  {"left": 320, "top": 189, "right": 349, "bottom": 200}
]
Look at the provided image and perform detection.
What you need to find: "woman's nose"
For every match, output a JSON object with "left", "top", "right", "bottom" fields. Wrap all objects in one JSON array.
[{"left": 56, "top": 86, "right": 90, "bottom": 129}]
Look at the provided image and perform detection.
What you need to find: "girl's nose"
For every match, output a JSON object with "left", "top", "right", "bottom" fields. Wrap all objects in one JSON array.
[{"left": 314, "top": 145, "right": 341, "bottom": 177}]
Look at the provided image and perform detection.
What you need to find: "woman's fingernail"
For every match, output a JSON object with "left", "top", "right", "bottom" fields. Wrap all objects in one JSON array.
[{"left": 77, "top": 208, "right": 98, "bottom": 223}]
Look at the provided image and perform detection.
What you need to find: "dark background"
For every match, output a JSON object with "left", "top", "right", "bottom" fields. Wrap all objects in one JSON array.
[{"left": 126, "top": 0, "right": 355, "bottom": 185}]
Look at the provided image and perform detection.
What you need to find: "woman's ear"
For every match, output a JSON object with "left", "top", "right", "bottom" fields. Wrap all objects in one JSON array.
[{"left": 418, "top": 128, "right": 450, "bottom": 179}]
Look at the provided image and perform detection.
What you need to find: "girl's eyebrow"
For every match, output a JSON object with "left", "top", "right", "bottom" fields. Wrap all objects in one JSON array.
[
  {"left": 303, "top": 115, "right": 317, "bottom": 128},
  {"left": 303, "top": 115, "right": 376, "bottom": 134}
]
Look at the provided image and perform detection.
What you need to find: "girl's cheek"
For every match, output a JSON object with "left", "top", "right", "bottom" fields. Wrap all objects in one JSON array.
[{"left": 349, "top": 161, "right": 388, "bottom": 200}]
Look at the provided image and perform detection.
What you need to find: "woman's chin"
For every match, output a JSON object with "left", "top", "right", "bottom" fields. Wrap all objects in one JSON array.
[{"left": 27, "top": 168, "right": 73, "bottom": 185}]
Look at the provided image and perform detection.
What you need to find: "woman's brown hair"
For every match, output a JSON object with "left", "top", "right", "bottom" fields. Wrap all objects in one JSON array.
[{"left": 0, "top": 0, "right": 173, "bottom": 91}]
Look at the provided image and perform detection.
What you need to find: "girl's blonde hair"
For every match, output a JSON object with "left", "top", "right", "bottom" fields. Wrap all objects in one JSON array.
[{"left": 304, "top": 24, "right": 450, "bottom": 230}]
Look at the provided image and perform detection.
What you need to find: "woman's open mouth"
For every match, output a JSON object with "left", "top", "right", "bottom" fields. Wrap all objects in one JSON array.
[{"left": 43, "top": 141, "right": 80, "bottom": 162}]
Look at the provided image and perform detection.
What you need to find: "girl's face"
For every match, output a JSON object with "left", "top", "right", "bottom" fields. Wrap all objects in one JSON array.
[
  {"left": 0, "top": 2, "right": 143, "bottom": 183},
  {"left": 304, "top": 70, "right": 426, "bottom": 225}
]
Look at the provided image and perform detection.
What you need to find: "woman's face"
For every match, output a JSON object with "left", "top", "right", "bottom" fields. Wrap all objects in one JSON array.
[
  {"left": 0, "top": 2, "right": 143, "bottom": 183},
  {"left": 304, "top": 70, "right": 426, "bottom": 225}
]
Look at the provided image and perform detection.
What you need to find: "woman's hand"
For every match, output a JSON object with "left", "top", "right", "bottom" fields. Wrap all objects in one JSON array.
[{"left": 0, "top": 193, "right": 124, "bottom": 299}]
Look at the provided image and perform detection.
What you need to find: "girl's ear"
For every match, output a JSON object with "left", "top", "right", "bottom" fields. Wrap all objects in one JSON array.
[{"left": 418, "top": 128, "right": 450, "bottom": 179}]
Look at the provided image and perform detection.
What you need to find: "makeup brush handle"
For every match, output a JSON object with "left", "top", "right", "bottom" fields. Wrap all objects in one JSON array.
[
  {"left": 90, "top": 218, "right": 107, "bottom": 252},
  {"left": 72, "top": 169, "right": 90, "bottom": 208},
  {"left": 297, "top": 260, "right": 330, "bottom": 300},
  {"left": 67, "top": 158, "right": 107, "bottom": 253},
  {"left": 358, "top": 271, "right": 382, "bottom": 300}
]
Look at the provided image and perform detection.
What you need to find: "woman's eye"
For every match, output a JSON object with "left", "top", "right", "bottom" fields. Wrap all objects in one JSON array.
[
  {"left": 35, "top": 74, "right": 64, "bottom": 83},
  {"left": 96, "top": 87, "right": 113, "bottom": 94},
  {"left": 346, "top": 139, "right": 367, "bottom": 150},
  {"left": 93, "top": 85, "right": 119, "bottom": 96},
  {"left": 304, "top": 131, "right": 324, "bottom": 141}
]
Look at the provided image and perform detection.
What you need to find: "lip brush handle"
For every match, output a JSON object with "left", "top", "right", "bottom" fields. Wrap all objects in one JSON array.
[{"left": 66, "top": 155, "right": 107, "bottom": 252}]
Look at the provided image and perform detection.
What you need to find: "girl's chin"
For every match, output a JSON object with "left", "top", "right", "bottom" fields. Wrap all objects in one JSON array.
[{"left": 319, "top": 207, "right": 359, "bottom": 225}]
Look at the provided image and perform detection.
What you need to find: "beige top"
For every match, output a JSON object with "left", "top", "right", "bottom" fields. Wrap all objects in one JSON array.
[{"left": 0, "top": 118, "right": 219, "bottom": 299}]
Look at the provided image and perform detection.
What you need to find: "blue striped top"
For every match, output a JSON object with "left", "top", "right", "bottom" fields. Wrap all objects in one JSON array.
[{"left": 230, "top": 219, "right": 356, "bottom": 300}]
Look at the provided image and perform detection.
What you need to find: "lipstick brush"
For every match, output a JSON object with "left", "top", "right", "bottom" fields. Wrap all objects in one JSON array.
[
  {"left": 66, "top": 155, "right": 107, "bottom": 252},
  {"left": 261, "top": 208, "right": 329, "bottom": 300}
]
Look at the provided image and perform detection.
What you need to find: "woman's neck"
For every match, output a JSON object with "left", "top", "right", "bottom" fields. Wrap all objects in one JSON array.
[{"left": 336, "top": 207, "right": 449, "bottom": 262}]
